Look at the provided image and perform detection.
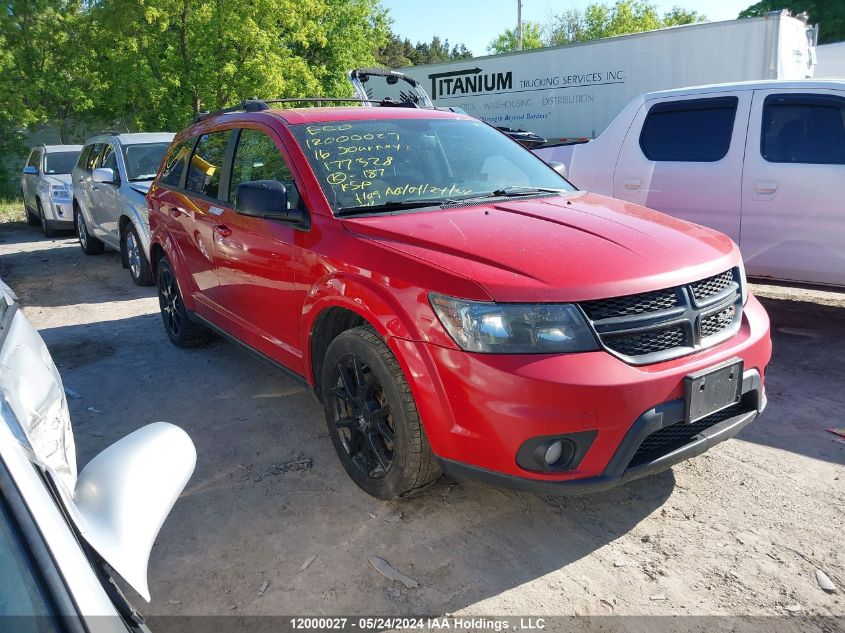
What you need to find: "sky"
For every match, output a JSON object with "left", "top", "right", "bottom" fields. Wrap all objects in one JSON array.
[{"left": 380, "top": 0, "right": 757, "bottom": 56}]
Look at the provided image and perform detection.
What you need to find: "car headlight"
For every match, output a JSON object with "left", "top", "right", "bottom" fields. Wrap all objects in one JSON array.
[
  {"left": 429, "top": 293, "right": 599, "bottom": 354},
  {"left": 49, "top": 184, "right": 70, "bottom": 199},
  {"left": 737, "top": 258, "right": 748, "bottom": 305}
]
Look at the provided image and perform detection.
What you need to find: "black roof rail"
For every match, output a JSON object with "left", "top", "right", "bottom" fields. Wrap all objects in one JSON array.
[
  {"left": 193, "top": 96, "right": 419, "bottom": 123},
  {"left": 194, "top": 98, "right": 270, "bottom": 123}
]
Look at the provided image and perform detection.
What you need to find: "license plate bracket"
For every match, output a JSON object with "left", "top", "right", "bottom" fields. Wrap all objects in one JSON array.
[{"left": 684, "top": 358, "right": 744, "bottom": 424}]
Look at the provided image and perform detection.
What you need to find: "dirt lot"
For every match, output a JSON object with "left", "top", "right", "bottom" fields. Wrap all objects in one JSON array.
[{"left": 0, "top": 221, "right": 843, "bottom": 623}]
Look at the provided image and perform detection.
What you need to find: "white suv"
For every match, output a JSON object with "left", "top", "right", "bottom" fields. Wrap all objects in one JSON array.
[
  {"left": 72, "top": 132, "right": 174, "bottom": 285},
  {"left": 20, "top": 144, "right": 82, "bottom": 237}
]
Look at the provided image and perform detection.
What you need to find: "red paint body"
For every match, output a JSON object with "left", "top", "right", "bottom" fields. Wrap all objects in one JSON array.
[{"left": 148, "top": 107, "right": 771, "bottom": 485}]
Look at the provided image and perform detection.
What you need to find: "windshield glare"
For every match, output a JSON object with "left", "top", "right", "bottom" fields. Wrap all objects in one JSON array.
[
  {"left": 44, "top": 151, "right": 79, "bottom": 175},
  {"left": 123, "top": 142, "right": 171, "bottom": 180},
  {"left": 290, "top": 118, "right": 574, "bottom": 212}
]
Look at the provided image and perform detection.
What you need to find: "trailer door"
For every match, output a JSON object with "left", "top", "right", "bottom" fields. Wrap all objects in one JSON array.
[
  {"left": 740, "top": 89, "right": 845, "bottom": 286},
  {"left": 612, "top": 91, "right": 751, "bottom": 244}
]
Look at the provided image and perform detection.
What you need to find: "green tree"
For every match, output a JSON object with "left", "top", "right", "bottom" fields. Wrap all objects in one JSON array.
[
  {"left": 545, "top": 1, "right": 705, "bottom": 47},
  {"left": 738, "top": 2, "right": 844, "bottom": 44},
  {"left": 377, "top": 33, "right": 473, "bottom": 68},
  {"left": 487, "top": 20, "right": 544, "bottom": 54}
]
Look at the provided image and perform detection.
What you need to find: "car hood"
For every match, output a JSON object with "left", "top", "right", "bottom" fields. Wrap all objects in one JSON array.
[
  {"left": 128, "top": 181, "right": 152, "bottom": 196},
  {"left": 46, "top": 174, "right": 72, "bottom": 186},
  {"left": 341, "top": 192, "right": 739, "bottom": 303}
]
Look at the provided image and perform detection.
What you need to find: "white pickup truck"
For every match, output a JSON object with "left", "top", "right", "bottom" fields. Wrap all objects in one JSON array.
[{"left": 535, "top": 80, "right": 845, "bottom": 287}]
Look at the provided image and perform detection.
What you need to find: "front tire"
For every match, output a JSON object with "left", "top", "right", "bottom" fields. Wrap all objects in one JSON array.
[
  {"left": 321, "top": 326, "right": 440, "bottom": 499},
  {"left": 123, "top": 222, "right": 152, "bottom": 286},
  {"left": 75, "top": 207, "right": 104, "bottom": 255},
  {"left": 156, "top": 256, "right": 211, "bottom": 347},
  {"left": 37, "top": 200, "right": 59, "bottom": 238}
]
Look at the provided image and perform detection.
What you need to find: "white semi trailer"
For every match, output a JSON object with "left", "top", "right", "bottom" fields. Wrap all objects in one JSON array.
[{"left": 401, "top": 11, "right": 817, "bottom": 142}]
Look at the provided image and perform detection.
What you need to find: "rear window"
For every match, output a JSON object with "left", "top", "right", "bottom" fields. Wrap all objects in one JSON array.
[
  {"left": 43, "top": 151, "right": 79, "bottom": 175},
  {"left": 761, "top": 93, "right": 845, "bottom": 165},
  {"left": 639, "top": 97, "right": 738, "bottom": 162},
  {"left": 159, "top": 139, "right": 195, "bottom": 188}
]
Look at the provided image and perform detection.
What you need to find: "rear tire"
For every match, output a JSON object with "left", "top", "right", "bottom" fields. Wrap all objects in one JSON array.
[
  {"left": 75, "top": 207, "right": 104, "bottom": 255},
  {"left": 156, "top": 256, "right": 211, "bottom": 347},
  {"left": 321, "top": 326, "right": 440, "bottom": 499},
  {"left": 37, "top": 200, "right": 59, "bottom": 238},
  {"left": 123, "top": 222, "right": 153, "bottom": 286}
]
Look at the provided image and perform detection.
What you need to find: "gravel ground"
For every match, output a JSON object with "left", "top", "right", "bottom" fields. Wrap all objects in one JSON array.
[{"left": 0, "top": 222, "right": 842, "bottom": 627}]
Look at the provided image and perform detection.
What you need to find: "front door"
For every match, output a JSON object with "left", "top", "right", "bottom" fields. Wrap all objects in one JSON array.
[
  {"left": 22, "top": 149, "right": 42, "bottom": 210},
  {"left": 741, "top": 89, "right": 845, "bottom": 286},
  {"left": 90, "top": 143, "right": 122, "bottom": 243},
  {"left": 209, "top": 126, "right": 304, "bottom": 373},
  {"left": 612, "top": 92, "right": 751, "bottom": 244}
]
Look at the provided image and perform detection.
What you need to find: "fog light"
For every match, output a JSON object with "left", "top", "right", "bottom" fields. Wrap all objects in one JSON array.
[{"left": 544, "top": 440, "right": 563, "bottom": 465}]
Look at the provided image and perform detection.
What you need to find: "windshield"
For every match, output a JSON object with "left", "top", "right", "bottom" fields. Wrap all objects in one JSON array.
[
  {"left": 43, "top": 151, "right": 79, "bottom": 175},
  {"left": 122, "top": 142, "right": 171, "bottom": 181},
  {"left": 290, "top": 117, "right": 574, "bottom": 213}
]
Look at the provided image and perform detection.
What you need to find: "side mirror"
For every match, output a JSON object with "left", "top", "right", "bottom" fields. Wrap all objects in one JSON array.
[
  {"left": 549, "top": 161, "right": 568, "bottom": 178},
  {"left": 235, "top": 179, "right": 305, "bottom": 224},
  {"left": 23, "top": 165, "right": 38, "bottom": 175},
  {"left": 71, "top": 422, "right": 196, "bottom": 601},
  {"left": 92, "top": 167, "right": 117, "bottom": 184}
]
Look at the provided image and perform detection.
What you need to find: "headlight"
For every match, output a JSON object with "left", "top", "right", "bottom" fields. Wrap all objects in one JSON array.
[
  {"left": 49, "top": 184, "right": 70, "bottom": 199},
  {"left": 737, "top": 258, "right": 748, "bottom": 305},
  {"left": 429, "top": 293, "right": 599, "bottom": 354}
]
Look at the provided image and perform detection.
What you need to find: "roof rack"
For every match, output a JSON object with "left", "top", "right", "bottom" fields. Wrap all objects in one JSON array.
[{"left": 193, "top": 96, "right": 418, "bottom": 123}]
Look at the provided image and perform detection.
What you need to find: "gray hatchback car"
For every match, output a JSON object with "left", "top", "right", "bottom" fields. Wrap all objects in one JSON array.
[{"left": 72, "top": 132, "right": 174, "bottom": 285}]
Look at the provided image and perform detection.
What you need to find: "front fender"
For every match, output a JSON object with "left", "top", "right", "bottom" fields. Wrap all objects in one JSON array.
[{"left": 119, "top": 201, "right": 152, "bottom": 258}]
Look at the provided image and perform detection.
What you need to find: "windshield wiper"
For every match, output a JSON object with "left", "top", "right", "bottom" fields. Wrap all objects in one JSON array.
[
  {"left": 442, "top": 186, "right": 565, "bottom": 205},
  {"left": 336, "top": 198, "right": 451, "bottom": 217}
]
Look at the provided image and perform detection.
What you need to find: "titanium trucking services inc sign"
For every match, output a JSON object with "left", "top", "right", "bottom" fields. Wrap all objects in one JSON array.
[{"left": 405, "top": 55, "right": 630, "bottom": 141}]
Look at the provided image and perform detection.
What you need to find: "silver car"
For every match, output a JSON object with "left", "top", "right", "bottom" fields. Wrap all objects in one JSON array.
[
  {"left": 0, "top": 278, "right": 195, "bottom": 623},
  {"left": 20, "top": 144, "right": 82, "bottom": 237},
  {"left": 72, "top": 133, "right": 174, "bottom": 285}
]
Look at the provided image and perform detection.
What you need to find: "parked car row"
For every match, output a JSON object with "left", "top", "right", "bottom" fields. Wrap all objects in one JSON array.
[{"left": 21, "top": 132, "right": 175, "bottom": 285}]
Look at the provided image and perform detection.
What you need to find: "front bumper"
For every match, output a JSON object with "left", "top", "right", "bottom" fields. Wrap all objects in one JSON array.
[
  {"left": 43, "top": 198, "right": 74, "bottom": 228},
  {"left": 398, "top": 294, "right": 771, "bottom": 494}
]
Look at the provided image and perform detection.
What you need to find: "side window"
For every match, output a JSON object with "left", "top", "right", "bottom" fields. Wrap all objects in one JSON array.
[
  {"left": 761, "top": 93, "right": 845, "bottom": 165},
  {"left": 159, "top": 139, "right": 194, "bottom": 188},
  {"left": 85, "top": 144, "right": 104, "bottom": 171},
  {"left": 640, "top": 97, "right": 738, "bottom": 162},
  {"left": 100, "top": 145, "right": 119, "bottom": 176},
  {"left": 76, "top": 146, "right": 91, "bottom": 171},
  {"left": 185, "top": 130, "right": 231, "bottom": 199},
  {"left": 229, "top": 129, "right": 302, "bottom": 208},
  {"left": 26, "top": 151, "right": 40, "bottom": 170}
]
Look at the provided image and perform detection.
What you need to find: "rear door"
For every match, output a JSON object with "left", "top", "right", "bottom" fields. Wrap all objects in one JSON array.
[
  {"left": 612, "top": 92, "right": 751, "bottom": 243},
  {"left": 209, "top": 126, "right": 304, "bottom": 372},
  {"left": 740, "top": 89, "right": 845, "bottom": 286},
  {"left": 170, "top": 130, "right": 233, "bottom": 315}
]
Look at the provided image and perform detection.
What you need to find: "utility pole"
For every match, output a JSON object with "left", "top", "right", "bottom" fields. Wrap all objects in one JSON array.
[{"left": 517, "top": 0, "right": 523, "bottom": 51}]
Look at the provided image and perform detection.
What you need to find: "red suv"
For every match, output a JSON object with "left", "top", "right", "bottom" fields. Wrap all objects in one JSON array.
[{"left": 147, "top": 101, "right": 771, "bottom": 500}]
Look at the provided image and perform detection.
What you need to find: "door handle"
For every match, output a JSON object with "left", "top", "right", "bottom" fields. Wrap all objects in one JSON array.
[
  {"left": 624, "top": 178, "right": 642, "bottom": 191},
  {"left": 169, "top": 207, "right": 182, "bottom": 217},
  {"left": 92, "top": 185, "right": 100, "bottom": 191},
  {"left": 214, "top": 224, "right": 232, "bottom": 238},
  {"left": 754, "top": 180, "right": 778, "bottom": 195}
]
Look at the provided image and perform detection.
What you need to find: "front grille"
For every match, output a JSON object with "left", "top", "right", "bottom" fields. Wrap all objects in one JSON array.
[
  {"left": 700, "top": 305, "right": 737, "bottom": 338},
  {"left": 628, "top": 401, "right": 746, "bottom": 468},
  {"left": 690, "top": 270, "right": 734, "bottom": 302},
  {"left": 579, "top": 268, "right": 742, "bottom": 365},
  {"left": 605, "top": 326, "right": 686, "bottom": 357},
  {"left": 581, "top": 289, "right": 678, "bottom": 320}
]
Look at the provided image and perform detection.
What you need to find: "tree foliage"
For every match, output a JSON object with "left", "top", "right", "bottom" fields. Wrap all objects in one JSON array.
[
  {"left": 738, "top": 1, "right": 844, "bottom": 44},
  {"left": 489, "top": 1, "right": 706, "bottom": 53},
  {"left": 487, "top": 21, "right": 545, "bottom": 54},
  {"left": 377, "top": 34, "right": 472, "bottom": 68}
]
